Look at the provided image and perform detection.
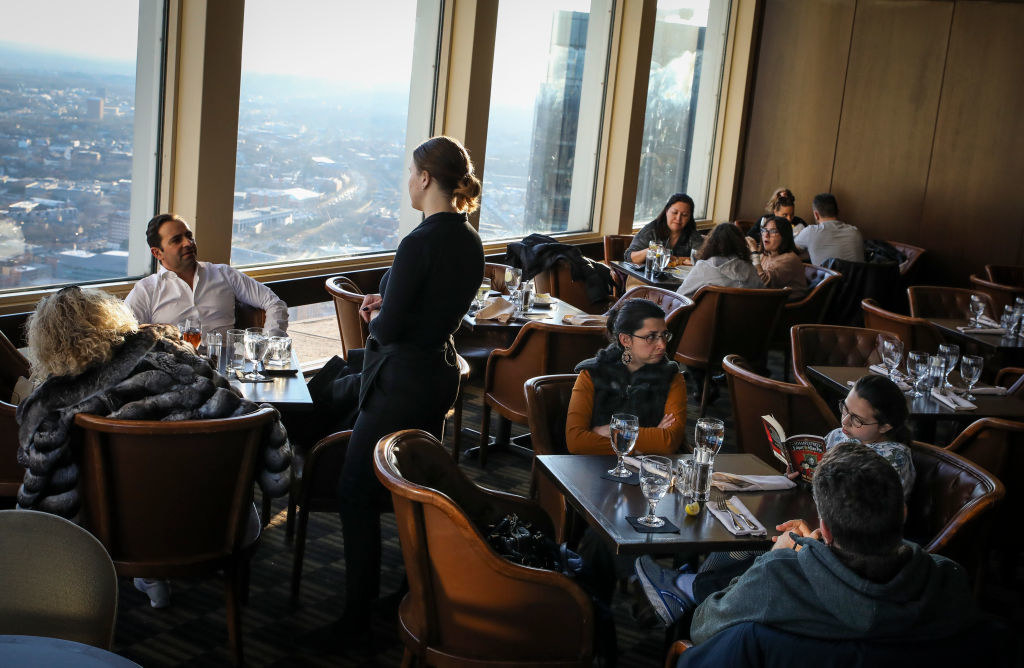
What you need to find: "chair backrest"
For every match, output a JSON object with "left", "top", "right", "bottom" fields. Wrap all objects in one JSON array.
[
  {"left": 675, "top": 286, "right": 788, "bottom": 369},
  {"left": 0, "top": 329, "right": 30, "bottom": 402},
  {"left": 0, "top": 400, "right": 21, "bottom": 498},
  {"left": 234, "top": 301, "right": 267, "bottom": 329},
  {"left": 73, "top": 408, "right": 275, "bottom": 570},
  {"left": 732, "top": 219, "right": 757, "bottom": 235},
  {"left": 603, "top": 234, "right": 633, "bottom": 264},
  {"left": 861, "top": 298, "right": 945, "bottom": 351},
  {"left": 771, "top": 265, "right": 842, "bottom": 347},
  {"left": 905, "top": 440, "right": 1004, "bottom": 574},
  {"left": 534, "top": 259, "right": 611, "bottom": 315},
  {"left": 374, "top": 429, "right": 593, "bottom": 665},
  {"left": 821, "top": 257, "right": 903, "bottom": 325},
  {"left": 944, "top": 417, "right": 1024, "bottom": 520},
  {"left": 886, "top": 240, "right": 926, "bottom": 277},
  {"left": 722, "top": 355, "right": 838, "bottom": 467},
  {"left": 484, "top": 262, "right": 514, "bottom": 294},
  {"left": 325, "top": 275, "right": 369, "bottom": 360},
  {"left": 608, "top": 285, "right": 695, "bottom": 356},
  {"left": 0, "top": 509, "right": 118, "bottom": 649},
  {"left": 525, "top": 374, "right": 578, "bottom": 456},
  {"left": 790, "top": 324, "right": 887, "bottom": 388},
  {"left": 485, "top": 322, "right": 608, "bottom": 419},
  {"left": 907, "top": 286, "right": 993, "bottom": 320},
  {"left": 985, "top": 263, "right": 1024, "bottom": 287},
  {"left": 969, "top": 274, "right": 1024, "bottom": 315}
]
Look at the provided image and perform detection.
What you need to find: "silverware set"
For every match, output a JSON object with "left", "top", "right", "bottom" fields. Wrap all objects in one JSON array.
[{"left": 711, "top": 488, "right": 757, "bottom": 532}]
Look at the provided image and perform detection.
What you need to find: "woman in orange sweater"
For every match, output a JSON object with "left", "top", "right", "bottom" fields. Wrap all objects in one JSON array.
[{"left": 566, "top": 298, "right": 687, "bottom": 454}]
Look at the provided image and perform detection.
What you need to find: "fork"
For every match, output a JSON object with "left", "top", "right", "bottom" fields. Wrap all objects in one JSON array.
[{"left": 711, "top": 489, "right": 743, "bottom": 532}]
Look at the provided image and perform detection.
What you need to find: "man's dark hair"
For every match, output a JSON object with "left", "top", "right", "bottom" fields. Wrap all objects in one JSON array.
[
  {"left": 811, "top": 193, "right": 839, "bottom": 218},
  {"left": 812, "top": 442, "right": 903, "bottom": 556},
  {"left": 145, "top": 213, "right": 185, "bottom": 250}
]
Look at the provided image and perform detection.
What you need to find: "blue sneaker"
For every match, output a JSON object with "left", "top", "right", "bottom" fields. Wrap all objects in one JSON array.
[
  {"left": 634, "top": 555, "right": 694, "bottom": 626},
  {"left": 133, "top": 578, "right": 171, "bottom": 609}
]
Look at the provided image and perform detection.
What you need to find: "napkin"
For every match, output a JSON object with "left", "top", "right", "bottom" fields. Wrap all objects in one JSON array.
[
  {"left": 978, "top": 314, "right": 1001, "bottom": 327},
  {"left": 970, "top": 385, "right": 1008, "bottom": 396},
  {"left": 563, "top": 314, "right": 608, "bottom": 326},
  {"left": 709, "top": 495, "right": 766, "bottom": 536},
  {"left": 931, "top": 388, "right": 976, "bottom": 410},
  {"left": 233, "top": 370, "right": 275, "bottom": 384},
  {"left": 868, "top": 364, "right": 889, "bottom": 376},
  {"left": 475, "top": 297, "right": 515, "bottom": 322},
  {"left": 711, "top": 472, "right": 796, "bottom": 492},
  {"left": 957, "top": 325, "right": 1007, "bottom": 335},
  {"left": 849, "top": 378, "right": 911, "bottom": 392},
  {"left": 533, "top": 292, "right": 554, "bottom": 305}
]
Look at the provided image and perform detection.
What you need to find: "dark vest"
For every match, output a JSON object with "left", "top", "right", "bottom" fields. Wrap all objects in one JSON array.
[{"left": 575, "top": 345, "right": 679, "bottom": 428}]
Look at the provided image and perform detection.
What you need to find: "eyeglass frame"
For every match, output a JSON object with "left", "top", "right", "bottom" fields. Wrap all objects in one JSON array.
[
  {"left": 760, "top": 225, "right": 781, "bottom": 236},
  {"left": 630, "top": 330, "right": 673, "bottom": 344},
  {"left": 837, "top": 400, "right": 878, "bottom": 428}
]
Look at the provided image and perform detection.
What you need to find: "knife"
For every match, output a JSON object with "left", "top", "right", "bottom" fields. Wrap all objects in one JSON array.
[{"left": 725, "top": 499, "right": 758, "bottom": 531}]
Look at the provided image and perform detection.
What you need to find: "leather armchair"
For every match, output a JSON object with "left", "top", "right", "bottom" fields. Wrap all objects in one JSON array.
[
  {"left": 234, "top": 300, "right": 267, "bottom": 329},
  {"left": 790, "top": 324, "right": 888, "bottom": 389},
  {"left": 374, "top": 429, "right": 594, "bottom": 667},
  {"left": 0, "top": 329, "right": 30, "bottom": 402},
  {"left": 770, "top": 264, "right": 842, "bottom": 379},
  {"left": 722, "top": 355, "right": 838, "bottom": 469},
  {"left": 608, "top": 286, "right": 693, "bottom": 357},
  {"left": 861, "top": 298, "right": 945, "bottom": 351},
  {"left": 604, "top": 234, "right": 634, "bottom": 298},
  {"left": 534, "top": 258, "right": 612, "bottom": 315},
  {"left": 907, "top": 286, "right": 994, "bottom": 320},
  {"left": 484, "top": 262, "right": 514, "bottom": 294},
  {"left": 995, "top": 366, "right": 1024, "bottom": 397},
  {"left": 969, "top": 274, "right": 1024, "bottom": 315},
  {"left": 985, "top": 264, "right": 1024, "bottom": 287},
  {"left": 524, "top": 374, "right": 577, "bottom": 543},
  {"left": 0, "top": 400, "right": 20, "bottom": 501},
  {"left": 325, "top": 275, "right": 368, "bottom": 361},
  {"left": 887, "top": 240, "right": 926, "bottom": 277}
]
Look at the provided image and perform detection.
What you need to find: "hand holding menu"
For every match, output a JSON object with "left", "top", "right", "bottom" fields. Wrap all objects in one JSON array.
[{"left": 761, "top": 414, "right": 826, "bottom": 482}]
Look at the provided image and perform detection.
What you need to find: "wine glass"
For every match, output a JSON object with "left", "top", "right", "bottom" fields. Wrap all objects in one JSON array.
[
  {"left": 877, "top": 335, "right": 903, "bottom": 383},
  {"left": 637, "top": 456, "right": 671, "bottom": 527},
  {"left": 906, "top": 350, "right": 929, "bottom": 398},
  {"left": 607, "top": 413, "right": 639, "bottom": 478},
  {"left": 474, "top": 278, "right": 492, "bottom": 310},
  {"left": 960, "top": 354, "right": 983, "bottom": 400},
  {"left": 938, "top": 343, "right": 960, "bottom": 390},
  {"left": 243, "top": 327, "right": 269, "bottom": 380},
  {"left": 505, "top": 267, "right": 522, "bottom": 294},
  {"left": 969, "top": 294, "right": 985, "bottom": 326}
]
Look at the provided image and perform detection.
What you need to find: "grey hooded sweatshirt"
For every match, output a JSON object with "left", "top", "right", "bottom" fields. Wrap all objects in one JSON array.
[
  {"left": 676, "top": 255, "right": 764, "bottom": 297},
  {"left": 691, "top": 537, "right": 978, "bottom": 645}
]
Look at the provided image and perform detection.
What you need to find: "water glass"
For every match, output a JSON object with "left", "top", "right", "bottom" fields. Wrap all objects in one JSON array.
[
  {"left": 267, "top": 335, "right": 292, "bottom": 366},
  {"left": 960, "top": 354, "right": 983, "bottom": 400},
  {"left": 518, "top": 279, "right": 535, "bottom": 314},
  {"left": 877, "top": 335, "right": 903, "bottom": 382},
  {"left": 1014, "top": 299, "right": 1024, "bottom": 339},
  {"left": 1001, "top": 305, "right": 1017, "bottom": 336},
  {"left": 927, "top": 355, "right": 947, "bottom": 392},
  {"left": 505, "top": 267, "right": 522, "bottom": 293},
  {"left": 637, "top": 456, "right": 671, "bottom": 527},
  {"left": 938, "top": 343, "right": 960, "bottom": 390},
  {"left": 607, "top": 413, "right": 639, "bottom": 478},
  {"left": 675, "top": 457, "right": 695, "bottom": 498},
  {"left": 226, "top": 329, "right": 246, "bottom": 371},
  {"left": 203, "top": 331, "right": 223, "bottom": 366},
  {"left": 692, "top": 417, "right": 724, "bottom": 502},
  {"left": 645, "top": 243, "right": 657, "bottom": 277},
  {"left": 906, "top": 350, "right": 929, "bottom": 398},
  {"left": 969, "top": 294, "right": 985, "bottom": 326},
  {"left": 475, "top": 278, "right": 492, "bottom": 310},
  {"left": 243, "top": 327, "right": 269, "bottom": 380}
]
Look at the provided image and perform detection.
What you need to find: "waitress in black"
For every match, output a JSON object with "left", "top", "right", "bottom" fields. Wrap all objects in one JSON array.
[{"left": 340, "top": 135, "right": 484, "bottom": 633}]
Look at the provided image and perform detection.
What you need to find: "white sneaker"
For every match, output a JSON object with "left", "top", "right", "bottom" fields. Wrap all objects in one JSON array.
[{"left": 133, "top": 578, "right": 171, "bottom": 609}]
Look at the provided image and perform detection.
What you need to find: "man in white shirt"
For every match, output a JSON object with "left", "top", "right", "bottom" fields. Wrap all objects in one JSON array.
[
  {"left": 793, "top": 193, "right": 865, "bottom": 266},
  {"left": 124, "top": 213, "right": 289, "bottom": 335}
]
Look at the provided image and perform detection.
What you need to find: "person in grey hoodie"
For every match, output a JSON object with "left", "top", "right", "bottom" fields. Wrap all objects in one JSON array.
[
  {"left": 690, "top": 442, "right": 979, "bottom": 645},
  {"left": 676, "top": 222, "right": 763, "bottom": 298}
]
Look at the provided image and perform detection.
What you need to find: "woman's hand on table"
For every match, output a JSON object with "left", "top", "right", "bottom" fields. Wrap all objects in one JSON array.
[
  {"left": 593, "top": 424, "right": 611, "bottom": 438},
  {"left": 360, "top": 294, "right": 383, "bottom": 322}
]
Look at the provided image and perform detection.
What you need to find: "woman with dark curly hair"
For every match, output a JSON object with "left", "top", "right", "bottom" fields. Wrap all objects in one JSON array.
[
  {"left": 676, "top": 222, "right": 763, "bottom": 297},
  {"left": 625, "top": 193, "right": 702, "bottom": 266}
]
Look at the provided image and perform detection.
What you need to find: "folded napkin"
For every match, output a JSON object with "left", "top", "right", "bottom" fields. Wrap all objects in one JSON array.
[
  {"left": 868, "top": 363, "right": 889, "bottom": 376},
  {"left": 978, "top": 314, "right": 1001, "bottom": 327},
  {"left": 711, "top": 472, "right": 796, "bottom": 492},
  {"left": 233, "top": 370, "right": 275, "bottom": 383},
  {"left": 957, "top": 325, "right": 1007, "bottom": 335},
  {"left": 709, "top": 495, "right": 766, "bottom": 536},
  {"left": 475, "top": 297, "right": 515, "bottom": 322},
  {"left": 533, "top": 292, "right": 554, "bottom": 305},
  {"left": 849, "top": 377, "right": 911, "bottom": 392},
  {"left": 931, "top": 388, "right": 976, "bottom": 410},
  {"left": 563, "top": 314, "right": 608, "bottom": 326},
  {"left": 970, "top": 385, "right": 1008, "bottom": 396}
]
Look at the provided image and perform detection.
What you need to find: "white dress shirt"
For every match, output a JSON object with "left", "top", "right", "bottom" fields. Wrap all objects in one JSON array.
[
  {"left": 124, "top": 261, "right": 288, "bottom": 335},
  {"left": 793, "top": 220, "right": 865, "bottom": 266}
]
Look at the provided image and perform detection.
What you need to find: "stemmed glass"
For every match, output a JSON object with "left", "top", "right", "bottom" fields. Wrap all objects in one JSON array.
[
  {"left": 877, "top": 335, "right": 903, "bottom": 383},
  {"left": 177, "top": 317, "right": 202, "bottom": 350},
  {"left": 960, "top": 354, "right": 983, "bottom": 400},
  {"left": 906, "top": 351, "right": 929, "bottom": 398},
  {"left": 938, "top": 343, "right": 960, "bottom": 391},
  {"left": 505, "top": 267, "right": 522, "bottom": 294},
  {"left": 243, "top": 327, "right": 269, "bottom": 380},
  {"left": 474, "top": 278, "right": 492, "bottom": 310},
  {"left": 607, "top": 413, "right": 639, "bottom": 478},
  {"left": 637, "top": 456, "right": 671, "bottom": 527},
  {"left": 968, "top": 294, "right": 986, "bottom": 326}
]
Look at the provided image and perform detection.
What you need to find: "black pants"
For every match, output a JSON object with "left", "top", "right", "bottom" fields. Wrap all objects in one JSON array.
[{"left": 337, "top": 349, "right": 459, "bottom": 616}]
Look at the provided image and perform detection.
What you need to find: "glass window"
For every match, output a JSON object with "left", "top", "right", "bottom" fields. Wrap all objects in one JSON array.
[
  {"left": 232, "top": 0, "right": 440, "bottom": 268},
  {"left": 479, "top": 1, "right": 612, "bottom": 241},
  {"left": 0, "top": 1, "right": 163, "bottom": 293},
  {"left": 634, "top": 0, "right": 730, "bottom": 225}
]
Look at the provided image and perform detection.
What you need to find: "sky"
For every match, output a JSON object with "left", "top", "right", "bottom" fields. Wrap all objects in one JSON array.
[{"left": 0, "top": 0, "right": 139, "bottom": 62}]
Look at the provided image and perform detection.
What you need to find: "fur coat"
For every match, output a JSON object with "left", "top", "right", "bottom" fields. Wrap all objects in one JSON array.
[{"left": 16, "top": 324, "right": 293, "bottom": 518}]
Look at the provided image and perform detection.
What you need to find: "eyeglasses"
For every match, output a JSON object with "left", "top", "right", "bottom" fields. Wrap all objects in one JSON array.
[
  {"left": 631, "top": 331, "right": 673, "bottom": 344},
  {"left": 760, "top": 227, "right": 780, "bottom": 236},
  {"left": 837, "top": 401, "right": 878, "bottom": 428}
]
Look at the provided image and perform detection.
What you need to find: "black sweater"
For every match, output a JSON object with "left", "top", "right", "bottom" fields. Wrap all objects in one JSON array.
[{"left": 370, "top": 211, "right": 484, "bottom": 348}]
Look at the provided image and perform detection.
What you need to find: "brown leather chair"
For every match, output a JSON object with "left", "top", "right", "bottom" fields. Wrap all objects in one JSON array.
[
  {"left": 534, "top": 258, "right": 612, "bottom": 315},
  {"left": 325, "top": 275, "right": 368, "bottom": 361},
  {"left": 770, "top": 264, "right": 842, "bottom": 379},
  {"left": 0, "top": 509, "right": 118, "bottom": 649},
  {"left": 290, "top": 429, "right": 350, "bottom": 604},
  {"left": 969, "top": 274, "right": 1024, "bottom": 315},
  {"left": 675, "top": 286, "right": 789, "bottom": 416},
  {"left": 861, "top": 298, "right": 945, "bottom": 351},
  {"left": 789, "top": 324, "right": 888, "bottom": 390},
  {"left": 74, "top": 407, "right": 276, "bottom": 665},
  {"left": 944, "top": 418, "right": 1023, "bottom": 531},
  {"left": 374, "top": 429, "right": 594, "bottom": 667},
  {"left": 887, "top": 240, "right": 926, "bottom": 277},
  {"left": 905, "top": 440, "right": 1004, "bottom": 585},
  {"left": 607, "top": 285, "right": 694, "bottom": 357},
  {"left": 995, "top": 366, "right": 1024, "bottom": 397},
  {"left": 524, "top": 374, "right": 577, "bottom": 542},
  {"left": 722, "top": 355, "right": 838, "bottom": 469},
  {"left": 604, "top": 234, "right": 634, "bottom": 297},
  {"left": 985, "top": 264, "right": 1024, "bottom": 287},
  {"left": 234, "top": 301, "right": 267, "bottom": 329},
  {"left": 479, "top": 321, "right": 607, "bottom": 466},
  {"left": 733, "top": 219, "right": 757, "bottom": 235},
  {"left": 907, "top": 286, "right": 994, "bottom": 320},
  {"left": 0, "top": 400, "right": 20, "bottom": 502}
]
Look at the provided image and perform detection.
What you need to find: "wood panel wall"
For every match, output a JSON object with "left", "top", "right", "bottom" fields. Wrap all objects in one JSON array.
[{"left": 737, "top": 0, "right": 1024, "bottom": 285}]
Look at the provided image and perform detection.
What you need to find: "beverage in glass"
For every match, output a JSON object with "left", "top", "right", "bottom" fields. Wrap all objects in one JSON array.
[
  {"left": 960, "top": 354, "right": 983, "bottom": 400},
  {"left": 608, "top": 413, "right": 639, "bottom": 478},
  {"left": 226, "top": 329, "right": 246, "bottom": 371},
  {"left": 938, "top": 343, "right": 959, "bottom": 390},
  {"left": 243, "top": 327, "right": 269, "bottom": 380},
  {"left": 637, "top": 456, "right": 671, "bottom": 527},
  {"left": 645, "top": 242, "right": 657, "bottom": 277},
  {"left": 505, "top": 267, "right": 522, "bottom": 293},
  {"left": 475, "top": 278, "right": 492, "bottom": 310},
  {"left": 517, "top": 279, "right": 535, "bottom": 314},
  {"left": 927, "top": 355, "right": 947, "bottom": 391},
  {"left": 267, "top": 336, "right": 292, "bottom": 366},
  {"left": 178, "top": 317, "right": 201, "bottom": 350},
  {"left": 906, "top": 350, "right": 929, "bottom": 398},
  {"left": 877, "top": 335, "right": 903, "bottom": 383},
  {"left": 658, "top": 245, "right": 671, "bottom": 272},
  {"left": 693, "top": 417, "right": 724, "bottom": 502},
  {"left": 203, "top": 331, "right": 223, "bottom": 366}
]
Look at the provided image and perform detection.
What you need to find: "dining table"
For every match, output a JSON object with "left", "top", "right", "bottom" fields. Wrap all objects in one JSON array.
[
  {"left": 220, "top": 349, "right": 312, "bottom": 410},
  {"left": 609, "top": 260, "right": 689, "bottom": 290},
  {"left": 536, "top": 453, "right": 816, "bottom": 555},
  {"left": 461, "top": 293, "right": 587, "bottom": 334},
  {"left": 927, "top": 317, "right": 1024, "bottom": 369}
]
